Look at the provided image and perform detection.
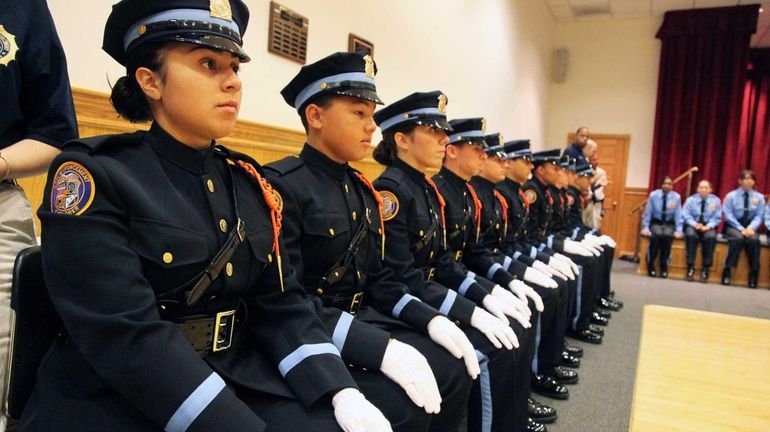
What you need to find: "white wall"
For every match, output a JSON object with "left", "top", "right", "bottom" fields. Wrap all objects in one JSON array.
[
  {"left": 47, "top": 0, "right": 555, "bottom": 147},
  {"left": 547, "top": 16, "right": 662, "bottom": 187}
]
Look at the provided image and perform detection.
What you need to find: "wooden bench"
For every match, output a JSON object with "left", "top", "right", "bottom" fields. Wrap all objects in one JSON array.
[{"left": 637, "top": 234, "right": 770, "bottom": 289}]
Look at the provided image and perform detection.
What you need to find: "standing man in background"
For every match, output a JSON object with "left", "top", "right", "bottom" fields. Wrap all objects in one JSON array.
[
  {"left": 563, "top": 127, "right": 589, "bottom": 161},
  {"left": 0, "top": 1, "right": 77, "bottom": 428}
]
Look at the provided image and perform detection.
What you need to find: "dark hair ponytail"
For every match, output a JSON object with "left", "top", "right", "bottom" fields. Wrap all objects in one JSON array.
[
  {"left": 109, "top": 43, "right": 166, "bottom": 123},
  {"left": 372, "top": 123, "right": 419, "bottom": 166}
]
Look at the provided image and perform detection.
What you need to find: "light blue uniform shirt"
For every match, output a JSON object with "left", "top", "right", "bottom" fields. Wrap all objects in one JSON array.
[
  {"left": 723, "top": 188, "right": 765, "bottom": 231},
  {"left": 683, "top": 193, "right": 722, "bottom": 229},
  {"left": 642, "top": 189, "right": 683, "bottom": 232}
]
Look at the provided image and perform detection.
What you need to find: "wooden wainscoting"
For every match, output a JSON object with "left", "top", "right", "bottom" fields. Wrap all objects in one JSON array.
[
  {"left": 18, "top": 88, "right": 387, "bottom": 235},
  {"left": 615, "top": 187, "right": 648, "bottom": 258}
]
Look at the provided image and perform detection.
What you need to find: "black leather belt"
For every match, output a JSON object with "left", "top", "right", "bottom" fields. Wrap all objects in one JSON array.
[
  {"left": 320, "top": 292, "right": 364, "bottom": 315},
  {"left": 176, "top": 309, "right": 238, "bottom": 355}
]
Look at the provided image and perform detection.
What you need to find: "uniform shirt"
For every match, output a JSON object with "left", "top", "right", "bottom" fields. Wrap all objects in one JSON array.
[
  {"left": 496, "top": 178, "right": 554, "bottom": 266},
  {"left": 374, "top": 159, "right": 478, "bottom": 325},
  {"left": 0, "top": 0, "right": 77, "bottom": 149},
  {"left": 642, "top": 189, "right": 683, "bottom": 232},
  {"left": 30, "top": 124, "right": 355, "bottom": 431},
  {"left": 683, "top": 193, "right": 722, "bottom": 229},
  {"left": 266, "top": 145, "right": 440, "bottom": 348},
  {"left": 723, "top": 187, "right": 765, "bottom": 231}
]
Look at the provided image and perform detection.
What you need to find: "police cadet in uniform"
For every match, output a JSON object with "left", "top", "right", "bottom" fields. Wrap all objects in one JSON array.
[
  {"left": 20, "top": 2, "right": 394, "bottom": 431},
  {"left": 0, "top": 2, "right": 78, "bottom": 428},
  {"left": 722, "top": 169, "right": 765, "bottom": 287},
  {"left": 371, "top": 92, "right": 536, "bottom": 432},
  {"left": 682, "top": 180, "right": 722, "bottom": 282},
  {"left": 265, "top": 53, "right": 481, "bottom": 432},
  {"left": 641, "top": 176, "right": 684, "bottom": 279}
]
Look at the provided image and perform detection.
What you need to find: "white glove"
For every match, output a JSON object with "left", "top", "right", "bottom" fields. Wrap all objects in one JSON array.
[
  {"left": 533, "top": 260, "right": 566, "bottom": 281},
  {"left": 581, "top": 236, "right": 604, "bottom": 253},
  {"left": 581, "top": 240, "right": 602, "bottom": 256},
  {"left": 332, "top": 388, "right": 393, "bottom": 432},
  {"left": 523, "top": 267, "right": 558, "bottom": 288},
  {"left": 470, "top": 307, "right": 518, "bottom": 350},
  {"left": 563, "top": 239, "right": 592, "bottom": 256},
  {"left": 491, "top": 284, "right": 532, "bottom": 322},
  {"left": 380, "top": 339, "right": 442, "bottom": 414},
  {"left": 547, "top": 257, "right": 574, "bottom": 281},
  {"left": 508, "top": 280, "right": 544, "bottom": 312},
  {"left": 553, "top": 253, "right": 579, "bottom": 276},
  {"left": 427, "top": 316, "right": 480, "bottom": 379},
  {"left": 600, "top": 234, "right": 617, "bottom": 248}
]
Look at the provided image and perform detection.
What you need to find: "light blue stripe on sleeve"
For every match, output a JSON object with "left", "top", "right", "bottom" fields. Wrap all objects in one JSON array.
[
  {"left": 439, "top": 291, "right": 457, "bottom": 315},
  {"left": 165, "top": 372, "right": 226, "bottom": 432},
  {"left": 503, "top": 256, "right": 512, "bottom": 270},
  {"left": 459, "top": 276, "right": 475, "bottom": 296},
  {"left": 332, "top": 312, "right": 354, "bottom": 351},
  {"left": 513, "top": 251, "right": 522, "bottom": 260},
  {"left": 486, "top": 263, "right": 503, "bottom": 279},
  {"left": 466, "top": 271, "right": 476, "bottom": 279},
  {"left": 278, "top": 343, "right": 340, "bottom": 377},
  {"left": 393, "top": 294, "right": 420, "bottom": 318}
]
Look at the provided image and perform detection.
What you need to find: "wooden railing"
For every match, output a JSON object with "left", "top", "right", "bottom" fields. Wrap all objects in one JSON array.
[{"left": 626, "top": 166, "right": 699, "bottom": 261}]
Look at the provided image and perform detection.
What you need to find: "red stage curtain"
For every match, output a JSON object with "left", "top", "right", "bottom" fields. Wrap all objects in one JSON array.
[
  {"left": 649, "top": 5, "right": 758, "bottom": 199},
  {"left": 738, "top": 48, "right": 770, "bottom": 193}
]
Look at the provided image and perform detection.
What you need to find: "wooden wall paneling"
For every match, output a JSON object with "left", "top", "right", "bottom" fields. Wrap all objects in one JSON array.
[{"left": 617, "top": 187, "right": 648, "bottom": 259}]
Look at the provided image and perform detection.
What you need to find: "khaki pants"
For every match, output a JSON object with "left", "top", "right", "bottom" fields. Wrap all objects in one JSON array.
[{"left": 0, "top": 183, "right": 37, "bottom": 430}]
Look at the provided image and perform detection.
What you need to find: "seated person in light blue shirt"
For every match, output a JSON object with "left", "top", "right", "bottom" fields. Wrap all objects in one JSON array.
[
  {"left": 683, "top": 180, "right": 722, "bottom": 282},
  {"left": 721, "top": 169, "right": 765, "bottom": 288},
  {"left": 641, "top": 176, "right": 683, "bottom": 278}
]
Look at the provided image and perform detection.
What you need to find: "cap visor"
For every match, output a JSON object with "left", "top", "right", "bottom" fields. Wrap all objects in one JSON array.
[
  {"left": 164, "top": 33, "right": 251, "bottom": 62},
  {"left": 333, "top": 88, "right": 384, "bottom": 105},
  {"left": 416, "top": 118, "right": 453, "bottom": 132}
]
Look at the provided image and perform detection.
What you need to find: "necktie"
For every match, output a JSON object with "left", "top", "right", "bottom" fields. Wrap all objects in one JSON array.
[
  {"left": 741, "top": 191, "right": 750, "bottom": 227},
  {"left": 661, "top": 192, "right": 668, "bottom": 222},
  {"left": 698, "top": 199, "right": 706, "bottom": 224}
]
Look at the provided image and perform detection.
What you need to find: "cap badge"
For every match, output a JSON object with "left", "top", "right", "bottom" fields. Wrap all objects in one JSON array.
[
  {"left": 437, "top": 94, "right": 448, "bottom": 113},
  {"left": 0, "top": 25, "right": 19, "bottom": 67},
  {"left": 481, "top": 118, "right": 487, "bottom": 133},
  {"left": 210, "top": 0, "right": 233, "bottom": 21},
  {"left": 363, "top": 55, "right": 375, "bottom": 78},
  {"left": 499, "top": 135, "right": 504, "bottom": 146}
]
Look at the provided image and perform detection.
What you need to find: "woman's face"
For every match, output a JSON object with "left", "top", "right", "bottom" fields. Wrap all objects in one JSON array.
[
  {"left": 146, "top": 44, "right": 242, "bottom": 149},
  {"left": 399, "top": 125, "right": 449, "bottom": 171}
]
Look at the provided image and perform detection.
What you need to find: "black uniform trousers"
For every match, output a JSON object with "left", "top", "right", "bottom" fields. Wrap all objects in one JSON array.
[
  {"left": 684, "top": 227, "right": 717, "bottom": 268},
  {"left": 647, "top": 222, "right": 676, "bottom": 271},
  {"left": 530, "top": 281, "right": 568, "bottom": 376},
  {"left": 562, "top": 253, "right": 600, "bottom": 332},
  {"left": 600, "top": 246, "right": 615, "bottom": 298},
  {"left": 723, "top": 226, "right": 760, "bottom": 271}
]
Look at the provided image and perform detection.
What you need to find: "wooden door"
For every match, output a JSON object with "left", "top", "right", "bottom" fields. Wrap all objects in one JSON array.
[{"left": 566, "top": 133, "right": 630, "bottom": 255}]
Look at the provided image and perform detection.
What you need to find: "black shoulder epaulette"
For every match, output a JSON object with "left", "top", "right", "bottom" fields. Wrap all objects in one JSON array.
[
  {"left": 62, "top": 131, "right": 144, "bottom": 154},
  {"left": 376, "top": 166, "right": 404, "bottom": 186},
  {"left": 263, "top": 155, "right": 304, "bottom": 177}
]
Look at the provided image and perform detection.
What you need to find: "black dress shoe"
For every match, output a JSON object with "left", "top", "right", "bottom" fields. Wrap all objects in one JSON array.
[
  {"left": 591, "top": 313, "right": 609, "bottom": 326},
  {"left": 609, "top": 289, "right": 617, "bottom": 298},
  {"left": 589, "top": 324, "right": 605, "bottom": 336},
  {"left": 686, "top": 266, "right": 695, "bottom": 281},
  {"left": 593, "top": 307, "right": 612, "bottom": 319},
  {"left": 647, "top": 267, "right": 657, "bottom": 277},
  {"left": 528, "top": 398, "right": 557, "bottom": 423},
  {"left": 749, "top": 270, "right": 758, "bottom": 288},
  {"left": 660, "top": 269, "right": 669, "bottom": 278},
  {"left": 564, "top": 343, "right": 583, "bottom": 358},
  {"left": 560, "top": 351, "right": 581, "bottom": 368},
  {"left": 604, "top": 296, "right": 623, "bottom": 308},
  {"left": 527, "top": 417, "right": 548, "bottom": 432},
  {"left": 567, "top": 329, "right": 603, "bottom": 344},
  {"left": 597, "top": 297, "right": 621, "bottom": 311},
  {"left": 701, "top": 267, "right": 710, "bottom": 282},
  {"left": 553, "top": 366, "right": 579, "bottom": 384},
  {"left": 722, "top": 268, "right": 731, "bottom": 285},
  {"left": 531, "top": 374, "right": 569, "bottom": 400}
]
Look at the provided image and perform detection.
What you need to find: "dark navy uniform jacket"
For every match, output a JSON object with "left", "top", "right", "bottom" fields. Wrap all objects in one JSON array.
[
  {"left": 25, "top": 125, "right": 355, "bottom": 431},
  {"left": 496, "top": 179, "right": 554, "bottom": 266},
  {"left": 432, "top": 167, "right": 515, "bottom": 292},
  {"left": 522, "top": 177, "right": 566, "bottom": 252},
  {"left": 266, "top": 145, "right": 441, "bottom": 366},
  {"left": 0, "top": 0, "right": 77, "bottom": 149},
  {"left": 373, "top": 159, "right": 478, "bottom": 325}
]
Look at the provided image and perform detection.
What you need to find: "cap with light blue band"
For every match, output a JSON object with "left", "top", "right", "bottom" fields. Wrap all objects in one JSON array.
[
  {"left": 123, "top": 9, "right": 241, "bottom": 50},
  {"left": 449, "top": 130, "right": 485, "bottom": 144},
  {"left": 506, "top": 148, "right": 533, "bottom": 159},
  {"left": 293, "top": 72, "right": 375, "bottom": 109},
  {"left": 378, "top": 107, "right": 445, "bottom": 132}
]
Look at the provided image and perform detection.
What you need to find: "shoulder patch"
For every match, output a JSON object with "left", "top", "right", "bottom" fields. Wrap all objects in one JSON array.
[
  {"left": 264, "top": 155, "right": 304, "bottom": 177},
  {"left": 379, "top": 190, "right": 399, "bottom": 221},
  {"left": 0, "top": 25, "right": 19, "bottom": 66},
  {"left": 752, "top": 197, "right": 759, "bottom": 206},
  {"left": 708, "top": 203, "right": 716, "bottom": 211},
  {"left": 525, "top": 189, "right": 538, "bottom": 204},
  {"left": 567, "top": 194, "right": 575, "bottom": 206},
  {"left": 51, "top": 162, "right": 96, "bottom": 215}
]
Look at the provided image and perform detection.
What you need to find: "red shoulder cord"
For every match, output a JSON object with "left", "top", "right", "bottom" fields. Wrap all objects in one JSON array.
[
  {"left": 545, "top": 189, "right": 555, "bottom": 205},
  {"left": 579, "top": 194, "right": 586, "bottom": 207},
  {"left": 424, "top": 176, "right": 447, "bottom": 249},
  {"left": 352, "top": 171, "right": 386, "bottom": 260},
  {"left": 235, "top": 160, "right": 284, "bottom": 291},
  {"left": 519, "top": 189, "right": 530, "bottom": 210},
  {"left": 493, "top": 190, "right": 509, "bottom": 237},
  {"left": 465, "top": 183, "right": 483, "bottom": 243}
]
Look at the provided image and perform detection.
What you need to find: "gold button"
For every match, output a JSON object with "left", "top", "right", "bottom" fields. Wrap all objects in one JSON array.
[
  {"left": 225, "top": 262, "right": 233, "bottom": 277},
  {"left": 429, "top": 251, "right": 434, "bottom": 259},
  {"left": 219, "top": 219, "right": 228, "bottom": 232},
  {"left": 267, "top": 253, "right": 273, "bottom": 263},
  {"left": 329, "top": 228, "right": 335, "bottom": 236},
  {"left": 495, "top": 223, "right": 500, "bottom": 229},
  {"left": 344, "top": 184, "right": 349, "bottom": 193},
  {"left": 207, "top": 179, "right": 215, "bottom": 193},
  {"left": 352, "top": 211, "right": 357, "bottom": 221},
  {"left": 138, "top": 24, "right": 147, "bottom": 35},
  {"left": 162, "top": 252, "right": 173, "bottom": 264},
  {"left": 419, "top": 230, "right": 424, "bottom": 236},
  {"left": 454, "top": 320, "right": 461, "bottom": 326},
  {"left": 316, "top": 288, "right": 324, "bottom": 295},
  {"left": 378, "top": 228, "right": 382, "bottom": 234}
]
